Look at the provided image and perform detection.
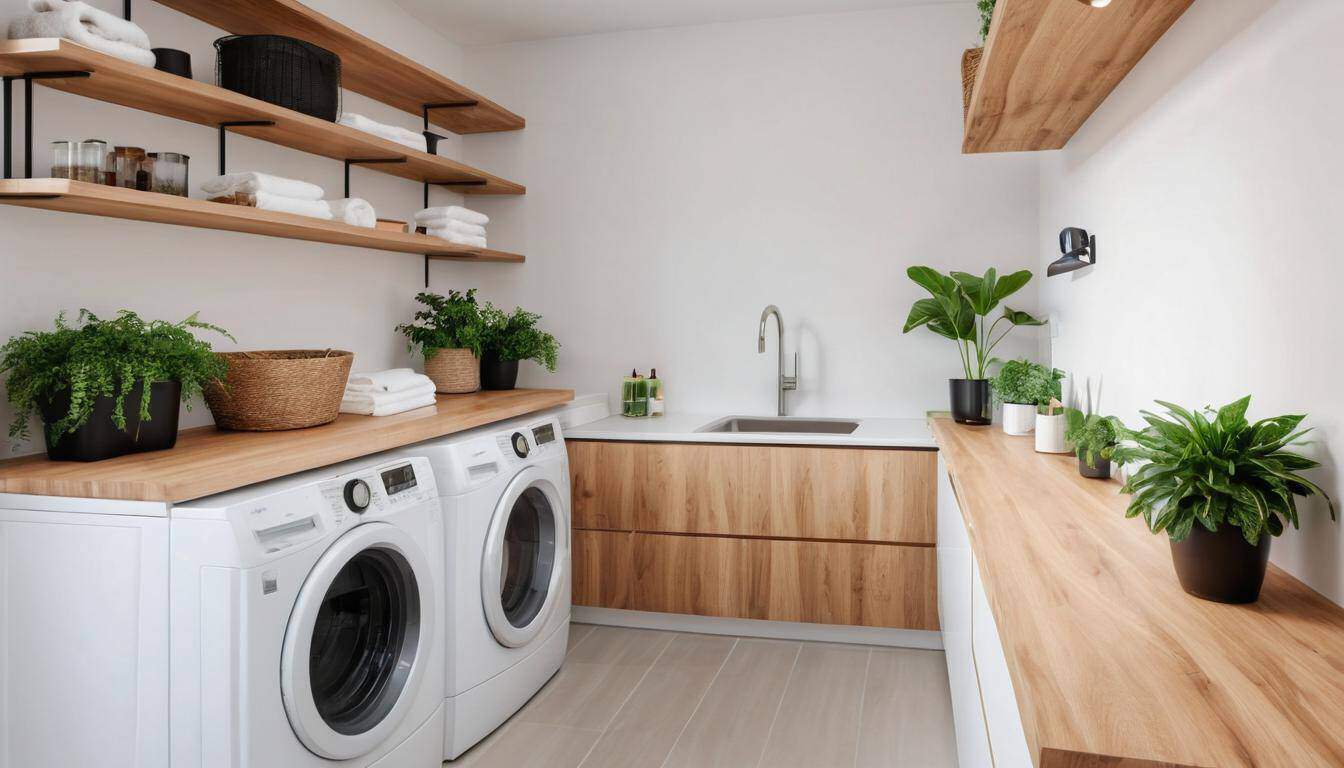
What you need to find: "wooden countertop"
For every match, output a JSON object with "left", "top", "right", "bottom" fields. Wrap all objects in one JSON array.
[
  {"left": 0, "top": 389, "right": 572, "bottom": 503},
  {"left": 931, "top": 417, "right": 1344, "bottom": 768}
]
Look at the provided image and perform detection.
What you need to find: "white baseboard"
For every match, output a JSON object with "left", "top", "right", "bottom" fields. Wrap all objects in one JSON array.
[{"left": 572, "top": 607, "right": 943, "bottom": 650}]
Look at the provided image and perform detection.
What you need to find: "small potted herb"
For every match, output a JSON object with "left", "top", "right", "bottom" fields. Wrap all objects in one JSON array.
[
  {"left": 1, "top": 309, "right": 231, "bottom": 461},
  {"left": 991, "top": 359, "right": 1062, "bottom": 436},
  {"left": 478, "top": 304, "right": 560, "bottom": 390},
  {"left": 1112, "top": 396, "right": 1335, "bottom": 603},
  {"left": 1065, "top": 409, "right": 1121, "bottom": 478},
  {"left": 902, "top": 266, "right": 1044, "bottom": 425},
  {"left": 397, "top": 290, "right": 484, "bottom": 394},
  {"left": 1034, "top": 398, "right": 1070, "bottom": 453}
]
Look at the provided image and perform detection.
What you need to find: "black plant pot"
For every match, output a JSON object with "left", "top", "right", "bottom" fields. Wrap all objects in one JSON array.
[
  {"left": 1078, "top": 454, "right": 1111, "bottom": 479},
  {"left": 39, "top": 380, "right": 182, "bottom": 462},
  {"left": 949, "top": 379, "right": 992, "bottom": 425},
  {"left": 1169, "top": 524, "right": 1271, "bottom": 604},
  {"left": 480, "top": 352, "right": 520, "bottom": 391}
]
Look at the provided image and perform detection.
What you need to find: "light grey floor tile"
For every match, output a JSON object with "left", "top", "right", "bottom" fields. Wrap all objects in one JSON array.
[
  {"left": 452, "top": 721, "right": 602, "bottom": 768},
  {"left": 757, "top": 643, "right": 871, "bottom": 768},
  {"left": 855, "top": 649, "right": 958, "bottom": 768},
  {"left": 519, "top": 626, "right": 674, "bottom": 731},
  {"left": 569, "top": 622, "right": 596, "bottom": 654}
]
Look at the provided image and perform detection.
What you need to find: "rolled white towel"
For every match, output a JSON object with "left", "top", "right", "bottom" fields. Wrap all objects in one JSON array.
[
  {"left": 10, "top": 0, "right": 156, "bottom": 67},
  {"left": 328, "top": 197, "right": 376, "bottom": 229},
  {"left": 419, "top": 218, "right": 485, "bottom": 238},
  {"left": 346, "top": 369, "right": 431, "bottom": 394},
  {"left": 425, "top": 229, "right": 487, "bottom": 248},
  {"left": 201, "top": 172, "right": 324, "bottom": 201},
  {"left": 338, "top": 113, "right": 427, "bottom": 153},
  {"left": 252, "top": 192, "right": 333, "bottom": 219},
  {"left": 414, "top": 206, "right": 489, "bottom": 227}
]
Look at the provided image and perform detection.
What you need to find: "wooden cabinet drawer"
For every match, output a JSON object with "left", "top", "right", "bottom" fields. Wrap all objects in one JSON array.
[
  {"left": 568, "top": 440, "right": 936, "bottom": 544},
  {"left": 572, "top": 528, "right": 938, "bottom": 631}
]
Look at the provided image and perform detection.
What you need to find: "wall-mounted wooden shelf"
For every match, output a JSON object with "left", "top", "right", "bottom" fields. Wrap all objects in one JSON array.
[
  {"left": 963, "top": 0, "right": 1194, "bottom": 154},
  {"left": 0, "top": 39, "right": 524, "bottom": 194},
  {"left": 0, "top": 179, "right": 524, "bottom": 262},
  {"left": 155, "top": 0, "right": 525, "bottom": 135}
]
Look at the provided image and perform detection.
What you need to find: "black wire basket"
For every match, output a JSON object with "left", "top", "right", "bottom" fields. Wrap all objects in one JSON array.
[{"left": 215, "top": 35, "right": 341, "bottom": 121}]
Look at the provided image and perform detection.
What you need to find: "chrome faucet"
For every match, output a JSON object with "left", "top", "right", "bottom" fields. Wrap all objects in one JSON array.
[{"left": 757, "top": 304, "right": 798, "bottom": 416}]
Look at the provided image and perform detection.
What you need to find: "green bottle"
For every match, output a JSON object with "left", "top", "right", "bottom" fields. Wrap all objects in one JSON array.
[{"left": 648, "top": 368, "right": 664, "bottom": 417}]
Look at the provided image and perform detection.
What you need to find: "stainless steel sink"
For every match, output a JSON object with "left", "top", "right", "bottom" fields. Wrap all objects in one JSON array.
[{"left": 696, "top": 416, "right": 860, "bottom": 435}]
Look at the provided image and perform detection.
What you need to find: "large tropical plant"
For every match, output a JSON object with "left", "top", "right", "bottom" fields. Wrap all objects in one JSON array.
[
  {"left": 902, "top": 266, "right": 1045, "bottom": 380},
  {"left": 1113, "top": 396, "right": 1335, "bottom": 545}
]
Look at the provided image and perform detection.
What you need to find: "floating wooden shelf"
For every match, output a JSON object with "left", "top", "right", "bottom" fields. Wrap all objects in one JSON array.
[
  {"left": 155, "top": 0, "right": 525, "bottom": 135},
  {"left": 963, "top": 0, "right": 1194, "bottom": 154},
  {"left": 0, "top": 179, "right": 524, "bottom": 262},
  {"left": 0, "top": 39, "right": 524, "bottom": 194},
  {"left": 0, "top": 389, "right": 573, "bottom": 502}
]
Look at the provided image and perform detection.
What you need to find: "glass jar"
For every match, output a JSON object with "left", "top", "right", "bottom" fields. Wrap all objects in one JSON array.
[
  {"left": 50, "top": 140, "right": 75, "bottom": 179},
  {"left": 149, "top": 152, "right": 189, "bottom": 196},
  {"left": 111, "top": 147, "right": 146, "bottom": 190},
  {"left": 76, "top": 139, "right": 108, "bottom": 184}
]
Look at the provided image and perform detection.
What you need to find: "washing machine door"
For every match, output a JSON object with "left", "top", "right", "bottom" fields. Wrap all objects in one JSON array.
[
  {"left": 281, "top": 521, "right": 435, "bottom": 760},
  {"left": 481, "top": 465, "right": 568, "bottom": 648}
]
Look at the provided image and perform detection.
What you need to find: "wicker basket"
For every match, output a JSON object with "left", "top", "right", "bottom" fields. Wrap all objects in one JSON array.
[
  {"left": 204, "top": 349, "right": 353, "bottom": 431},
  {"left": 424, "top": 348, "right": 480, "bottom": 394},
  {"left": 962, "top": 46, "right": 983, "bottom": 117}
]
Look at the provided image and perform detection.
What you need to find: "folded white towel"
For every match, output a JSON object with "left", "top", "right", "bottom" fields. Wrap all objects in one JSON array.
[
  {"left": 327, "top": 197, "right": 376, "bottom": 228},
  {"left": 338, "top": 113, "right": 427, "bottom": 153},
  {"left": 346, "top": 369, "right": 431, "bottom": 394},
  {"left": 342, "top": 380, "right": 436, "bottom": 408},
  {"left": 253, "top": 192, "right": 333, "bottom": 219},
  {"left": 414, "top": 206, "right": 489, "bottom": 227},
  {"left": 10, "top": 0, "right": 156, "bottom": 67},
  {"left": 425, "top": 229, "right": 487, "bottom": 248},
  {"left": 419, "top": 218, "right": 485, "bottom": 238},
  {"left": 201, "top": 172, "right": 324, "bottom": 201},
  {"left": 341, "top": 388, "right": 438, "bottom": 417}
]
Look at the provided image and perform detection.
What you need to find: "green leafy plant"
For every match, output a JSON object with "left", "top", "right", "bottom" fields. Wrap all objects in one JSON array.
[
  {"left": 396, "top": 290, "right": 485, "bottom": 357},
  {"left": 480, "top": 304, "right": 560, "bottom": 371},
  {"left": 1065, "top": 410, "right": 1122, "bottom": 465},
  {"left": 1, "top": 310, "right": 232, "bottom": 445},
  {"left": 1112, "top": 396, "right": 1335, "bottom": 545},
  {"left": 902, "top": 266, "right": 1045, "bottom": 380},
  {"left": 991, "top": 359, "right": 1063, "bottom": 407},
  {"left": 978, "top": 0, "right": 997, "bottom": 42}
]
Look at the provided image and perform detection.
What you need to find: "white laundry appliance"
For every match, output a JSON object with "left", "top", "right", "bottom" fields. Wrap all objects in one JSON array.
[
  {"left": 390, "top": 414, "right": 572, "bottom": 760},
  {"left": 0, "top": 454, "right": 445, "bottom": 768}
]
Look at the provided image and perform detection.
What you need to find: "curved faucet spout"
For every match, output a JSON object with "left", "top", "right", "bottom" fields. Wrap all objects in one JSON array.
[{"left": 756, "top": 305, "right": 797, "bottom": 416}]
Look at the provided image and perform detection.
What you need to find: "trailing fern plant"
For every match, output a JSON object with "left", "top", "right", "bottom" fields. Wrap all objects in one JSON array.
[
  {"left": 1, "top": 310, "right": 232, "bottom": 445},
  {"left": 1112, "top": 396, "right": 1335, "bottom": 545},
  {"left": 396, "top": 290, "right": 485, "bottom": 357},
  {"left": 991, "top": 359, "right": 1063, "bottom": 407},
  {"left": 480, "top": 304, "right": 559, "bottom": 371}
]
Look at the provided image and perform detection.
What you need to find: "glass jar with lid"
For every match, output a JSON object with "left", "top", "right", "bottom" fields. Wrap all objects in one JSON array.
[
  {"left": 149, "top": 152, "right": 189, "bottom": 197},
  {"left": 76, "top": 139, "right": 108, "bottom": 184},
  {"left": 50, "top": 140, "right": 75, "bottom": 179},
  {"left": 111, "top": 147, "right": 147, "bottom": 189}
]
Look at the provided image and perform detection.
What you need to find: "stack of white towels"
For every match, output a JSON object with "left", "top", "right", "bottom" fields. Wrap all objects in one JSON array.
[
  {"left": 338, "top": 113, "right": 427, "bottom": 154},
  {"left": 341, "top": 369, "right": 438, "bottom": 417},
  {"left": 414, "top": 206, "right": 489, "bottom": 248},
  {"left": 9, "top": 0, "right": 156, "bottom": 68},
  {"left": 200, "top": 172, "right": 376, "bottom": 228}
]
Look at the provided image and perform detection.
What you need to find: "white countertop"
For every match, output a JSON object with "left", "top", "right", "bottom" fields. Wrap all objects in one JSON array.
[{"left": 564, "top": 413, "right": 936, "bottom": 449}]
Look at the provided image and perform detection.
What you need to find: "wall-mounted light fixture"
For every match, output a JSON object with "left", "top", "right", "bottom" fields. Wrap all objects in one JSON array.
[{"left": 1047, "top": 227, "right": 1096, "bottom": 276}]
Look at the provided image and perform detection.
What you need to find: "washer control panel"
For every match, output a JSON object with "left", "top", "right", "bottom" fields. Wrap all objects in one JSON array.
[{"left": 494, "top": 417, "right": 563, "bottom": 467}]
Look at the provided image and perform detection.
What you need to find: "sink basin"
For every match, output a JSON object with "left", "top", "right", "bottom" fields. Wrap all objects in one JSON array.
[{"left": 696, "top": 416, "right": 860, "bottom": 435}]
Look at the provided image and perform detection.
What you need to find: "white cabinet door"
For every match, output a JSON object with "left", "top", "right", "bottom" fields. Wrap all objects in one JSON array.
[
  {"left": 937, "top": 457, "right": 991, "bottom": 768},
  {"left": 972, "top": 559, "right": 1033, "bottom": 768}
]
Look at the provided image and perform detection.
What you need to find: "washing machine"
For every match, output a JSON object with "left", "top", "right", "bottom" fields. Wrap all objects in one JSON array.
[{"left": 390, "top": 414, "right": 571, "bottom": 760}]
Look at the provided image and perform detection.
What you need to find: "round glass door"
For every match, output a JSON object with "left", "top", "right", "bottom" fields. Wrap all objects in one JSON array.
[
  {"left": 482, "top": 468, "right": 567, "bottom": 648},
  {"left": 282, "top": 523, "right": 433, "bottom": 760}
]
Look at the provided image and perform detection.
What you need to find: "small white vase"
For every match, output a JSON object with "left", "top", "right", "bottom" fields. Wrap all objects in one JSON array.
[
  {"left": 1001, "top": 403, "right": 1036, "bottom": 436},
  {"left": 1035, "top": 413, "right": 1069, "bottom": 453}
]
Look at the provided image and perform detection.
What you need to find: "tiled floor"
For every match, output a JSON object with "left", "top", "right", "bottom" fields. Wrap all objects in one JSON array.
[{"left": 449, "top": 623, "right": 958, "bottom": 768}]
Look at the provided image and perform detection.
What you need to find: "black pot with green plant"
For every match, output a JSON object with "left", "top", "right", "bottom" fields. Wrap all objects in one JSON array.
[
  {"left": 903, "top": 266, "right": 1044, "bottom": 425},
  {"left": 2, "top": 310, "right": 232, "bottom": 462},
  {"left": 479, "top": 304, "right": 560, "bottom": 390},
  {"left": 1065, "top": 409, "right": 1120, "bottom": 478},
  {"left": 1112, "top": 396, "right": 1335, "bottom": 603}
]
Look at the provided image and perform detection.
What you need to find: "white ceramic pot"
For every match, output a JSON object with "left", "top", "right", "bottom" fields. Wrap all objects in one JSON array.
[
  {"left": 1035, "top": 413, "right": 1069, "bottom": 453},
  {"left": 1001, "top": 403, "right": 1037, "bottom": 436}
]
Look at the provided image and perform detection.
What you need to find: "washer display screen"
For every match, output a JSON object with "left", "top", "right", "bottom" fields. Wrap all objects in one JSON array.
[
  {"left": 531, "top": 424, "right": 556, "bottom": 446},
  {"left": 380, "top": 464, "right": 418, "bottom": 495}
]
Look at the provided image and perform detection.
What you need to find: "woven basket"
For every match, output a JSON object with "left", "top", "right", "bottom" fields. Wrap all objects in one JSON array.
[
  {"left": 962, "top": 46, "right": 983, "bottom": 117},
  {"left": 204, "top": 349, "right": 353, "bottom": 431},
  {"left": 424, "top": 348, "right": 480, "bottom": 394}
]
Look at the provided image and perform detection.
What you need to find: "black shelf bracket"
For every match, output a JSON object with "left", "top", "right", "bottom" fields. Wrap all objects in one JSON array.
[
  {"left": 216, "top": 121, "right": 277, "bottom": 176},
  {"left": 124, "top": 0, "right": 132, "bottom": 21},
  {"left": 341, "top": 157, "right": 406, "bottom": 198},
  {"left": 422, "top": 101, "right": 477, "bottom": 131},
  {"left": 2, "top": 71, "right": 91, "bottom": 179},
  {"left": 424, "top": 254, "right": 430, "bottom": 287}
]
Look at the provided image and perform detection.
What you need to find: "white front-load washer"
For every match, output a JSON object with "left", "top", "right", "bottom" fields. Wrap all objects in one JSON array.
[{"left": 388, "top": 414, "right": 571, "bottom": 760}]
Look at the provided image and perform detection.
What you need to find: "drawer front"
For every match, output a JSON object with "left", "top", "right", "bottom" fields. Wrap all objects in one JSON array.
[
  {"left": 573, "top": 528, "right": 937, "bottom": 630},
  {"left": 568, "top": 440, "right": 936, "bottom": 544},
  {"left": 972, "top": 558, "right": 1033, "bottom": 768}
]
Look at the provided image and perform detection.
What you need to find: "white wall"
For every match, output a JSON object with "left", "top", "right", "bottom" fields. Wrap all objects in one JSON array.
[
  {"left": 463, "top": 3, "right": 1041, "bottom": 417},
  {"left": 0, "top": 0, "right": 522, "bottom": 457},
  {"left": 1038, "top": 0, "right": 1344, "bottom": 603}
]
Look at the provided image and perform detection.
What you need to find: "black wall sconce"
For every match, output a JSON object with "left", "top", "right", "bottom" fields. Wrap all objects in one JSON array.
[{"left": 1047, "top": 227, "right": 1096, "bottom": 276}]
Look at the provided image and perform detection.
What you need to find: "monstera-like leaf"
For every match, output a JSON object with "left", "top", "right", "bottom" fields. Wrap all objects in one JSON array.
[{"left": 902, "top": 266, "right": 1044, "bottom": 378}]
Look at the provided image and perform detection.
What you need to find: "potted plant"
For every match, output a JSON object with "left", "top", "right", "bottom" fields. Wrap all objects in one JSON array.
[
  {"left": 1112, "top": 396, "right": 1335, "bottom": 604},
  {"left": 1, "top": 309, "right": 231, "bottom": 462},
  {"left": 1065, "top": 409, "right": 1121, "bottom": 478},
  {"left": 478, "top": 304, "right": 560, "bottom": 390},
  {"left": 397, "top": 290, "right": 484, "bottom": 394},
  {"left": 902, "top": 266, "right": 1045, "bottom": 425},
  {"left": 962, "top": 1, "right": 996, "bottom": 115},
  {"left": 991, "top": 359, "right": 1063, "bottom": 436},
  {"left": 1034, "top": 398, "right": 1070, "bottom": 453}
]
